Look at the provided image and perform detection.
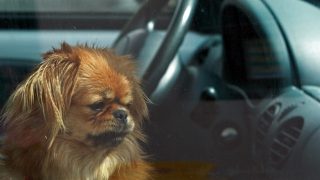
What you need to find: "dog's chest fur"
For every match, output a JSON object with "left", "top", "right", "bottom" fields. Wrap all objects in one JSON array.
[
  {"left": 42, "top": 138, "right": 142, "bottom": 180},
  {"left": 0, "top": 137, "right": 144, "bottom": 180}
]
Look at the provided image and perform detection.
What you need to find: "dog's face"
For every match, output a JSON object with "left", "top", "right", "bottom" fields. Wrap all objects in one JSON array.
[
  {"left": 64, "top": 49, "right": 137, "bottom": 149},
  {"left": 2, "top": 43, "right": 148, "bottom": 150}
]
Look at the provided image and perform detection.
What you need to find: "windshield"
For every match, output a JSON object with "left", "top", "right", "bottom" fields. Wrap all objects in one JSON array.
[
  {"left": 1, "top": 0, "right": 320, "bottom": 179},
  {"left": 0, "top": 0, "right": 176, "bottom": 29},
  {"left": 0, "top": 0, "right": 143, "bottom": 13}
]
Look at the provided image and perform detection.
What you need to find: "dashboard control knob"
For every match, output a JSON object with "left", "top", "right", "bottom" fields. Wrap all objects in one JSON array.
[
  {"left": 201, "top": 87, "right": 217, "bottom": 101},
  {"left": 220, "top": 127, "right": 238, "bottom": 143}
]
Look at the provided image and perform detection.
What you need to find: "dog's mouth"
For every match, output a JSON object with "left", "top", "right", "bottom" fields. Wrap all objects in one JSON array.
[
  {"left": 86, "top": 124, "right": 133, "bottom": 148},
  {"left": 87, "top": 131, "right": 128, "bottom": 148}
]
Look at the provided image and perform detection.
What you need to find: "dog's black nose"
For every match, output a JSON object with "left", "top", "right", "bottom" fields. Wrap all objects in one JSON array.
[{"left": 113, "top": 110, "right": 128, "bottom": 124}]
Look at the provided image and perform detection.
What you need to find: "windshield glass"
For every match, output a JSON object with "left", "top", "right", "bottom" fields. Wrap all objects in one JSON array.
[
  {"left": 1, "top": 0, "right": 320, "bottom": 179},
  {"left": 0, "top": 0, "right": 143, "bottom": 13},
  {"left": 0, "top": 0, "right": 176, "bottom": 29}
]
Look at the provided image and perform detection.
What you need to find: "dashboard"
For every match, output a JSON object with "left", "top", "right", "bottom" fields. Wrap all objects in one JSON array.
[
  {"left": 217, "top": 0, "right": 320, "bottom": 179},
  {"left": 253, "top": 87, "right": 320, "bottom": 179},
  {"left": 221, "top": 0, "right": 292, "bottom": 99}
]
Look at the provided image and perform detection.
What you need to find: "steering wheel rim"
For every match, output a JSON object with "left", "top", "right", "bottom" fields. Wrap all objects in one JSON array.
[{"left": 112, "top": 0, "right": 198, "bottom": 96}]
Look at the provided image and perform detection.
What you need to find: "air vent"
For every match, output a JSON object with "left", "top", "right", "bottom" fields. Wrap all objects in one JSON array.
[
  {"left": 267, "top": 102, "right": 281, "bottom": 116},
  {"left": 255, "top": 103, "right": 281, "bottom": 148},
  {"left": 278, "top": 104, "right": 297, "bottom": 121},
  {"left": 270, "top": 117, "right": 304, "bottom": 168}
]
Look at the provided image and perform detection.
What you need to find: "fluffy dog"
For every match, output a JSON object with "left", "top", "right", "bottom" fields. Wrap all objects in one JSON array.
[{"left": 0, "top": 43, "right": 151, "bottom": 179}]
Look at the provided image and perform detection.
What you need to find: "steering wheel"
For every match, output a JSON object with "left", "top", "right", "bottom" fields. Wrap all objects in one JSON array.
[{"left": 112, "top": 0, "right": 197, "bottom": 96}]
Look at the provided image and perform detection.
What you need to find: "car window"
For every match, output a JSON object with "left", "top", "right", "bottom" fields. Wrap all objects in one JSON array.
[
  {"left": 0, "top": 0, "right": 144, "bottom": 13},
  {"left": 0, "top": 0, "right": 177, "bottom": 29},
  {"left": 2, "top": 0, "right": 320, "bottom": 179}
]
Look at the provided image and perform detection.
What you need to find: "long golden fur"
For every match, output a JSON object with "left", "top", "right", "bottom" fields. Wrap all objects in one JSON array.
[{"left": 0, "top": 43, "right": 152, "bottom": 179}]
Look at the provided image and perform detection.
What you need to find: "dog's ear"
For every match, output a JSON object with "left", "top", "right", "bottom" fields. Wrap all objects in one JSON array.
[{"left": 2, "top": 43, "right": 80, "bottom": 148}]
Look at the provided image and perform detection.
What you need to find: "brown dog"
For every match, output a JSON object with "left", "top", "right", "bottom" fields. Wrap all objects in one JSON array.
[{"left": 0, "top": 43, "right": 151, "bottom": 179}]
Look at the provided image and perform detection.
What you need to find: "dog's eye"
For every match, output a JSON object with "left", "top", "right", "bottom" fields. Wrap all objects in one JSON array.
[{"left": 89, "top": 101, "right": 105, "bottom": 112}]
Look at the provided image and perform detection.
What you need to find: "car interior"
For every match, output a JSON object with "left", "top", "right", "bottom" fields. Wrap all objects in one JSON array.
[{"left": 1, "top": 0, "right": 320, "bottom": 179}]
